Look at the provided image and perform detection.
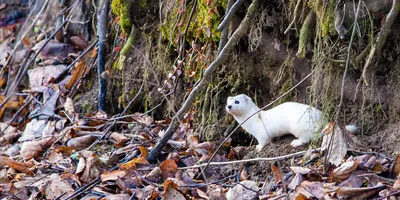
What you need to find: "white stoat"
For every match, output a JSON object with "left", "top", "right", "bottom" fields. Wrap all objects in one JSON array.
[{"left": 226, "top": 94, "right": 357, "bottom": 151}]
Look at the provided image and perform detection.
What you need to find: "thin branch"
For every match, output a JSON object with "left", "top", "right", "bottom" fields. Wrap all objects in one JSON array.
[
  {"left": 179, "top": 149, "right": 315, "bottom": 170},
  {"left": 218, "top": 0, "right": 246, "bottom": 31},
  {"left": 218, "top": 0, "right": 234, "bottom": 53},
  {"left": 284, "top": 0, "right": 303, "bottom": 34}
]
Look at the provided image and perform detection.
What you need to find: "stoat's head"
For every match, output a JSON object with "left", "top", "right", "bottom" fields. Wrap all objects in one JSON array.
[{"left": 226, "top": 94, "right": 253, "bottom": 116}]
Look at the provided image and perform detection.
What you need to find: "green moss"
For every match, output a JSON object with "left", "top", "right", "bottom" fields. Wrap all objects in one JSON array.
[
  {"left": 308, "top": 0, "right": 336, "bottom": 37},
  {"left": 160, "top": 0, "right": 226, "bottom": 46},
  {"left": 297, "top": 11, "right": 315, "bottom": 59},
  {"left": 139, "top": 0, "right": 147, "bottom": 8},
  {"left": 111, "top": 0, "right": 132, "bottom": 34}
]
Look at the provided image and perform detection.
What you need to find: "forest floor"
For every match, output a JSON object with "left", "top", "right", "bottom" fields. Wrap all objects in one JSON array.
[{"left": 1, "top": 0, "right": 400, "bottom": 200}]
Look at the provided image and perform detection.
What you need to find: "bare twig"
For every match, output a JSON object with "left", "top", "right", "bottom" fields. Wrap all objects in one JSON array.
[
  {"left": 218, "top": 0, "right": 234, "bottom": 53},
  {"left": 218, "top": 0, "right": 246, "bottom": 31},
  {"left": 179, "top": 149, "right": 315, "bottom": 170},
  {"left": 147, "top": 0, "right": 261, "bottom": 163},
  {"left": 284, "top": 0, "right": 303, "bottom": 34}
]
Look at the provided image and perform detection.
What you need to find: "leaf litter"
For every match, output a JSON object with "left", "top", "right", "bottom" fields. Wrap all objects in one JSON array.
[{"left": 0, "top": 1, "right": 400, "bottom": 200}]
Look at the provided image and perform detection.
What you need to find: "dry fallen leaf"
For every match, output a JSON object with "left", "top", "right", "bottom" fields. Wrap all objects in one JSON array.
[
  {"left": 321, "top": 123, "right": 350, "bottom": 166},
  {"left": 226, "top": 180, "right": 259, "bottom": 200},
  {"left": 393, "top": 153, "right": 400, "bottom": 177},
  {"left": 0, "top": 156, "right": 35, "bottom": 174},
  {"left": 159, "top": 159, "right": 178, "bottom": 179},
  {"left": 66, "top": 135, "right": 97, "bottom": 151},
  {"left": 139, "top": 145, "right": 149, "bottom": 158},
  {"left": 19, "top": 119, "right": 47, "bottom": 141},
  {"left": 331, "top": 160, "right": 359, "bottom": 182},
  {"left": 44, "top": 174, "right": 75, "bottom": 200},
  {"left": 162, "top": 180, "right": 186, "bottom": 200},
  {"left": 64, "top": 97, "right": 76, "bottom": 117},
  {"left": 101, "top": 170, "right": 127, "bottom": 182},
  {"left": 65, "top": 61, "right": 86, "bottom": 90},
  {"left": 118, "top": 157, "right": 149, "bottom": 171},
  {"left": 145, "top": 166, "right": 162, "bottom": 182},
  {"left": 20, "top": 137, "right": 55, "bottom": 160},
  {"left": 110, "top": 132, "right": 127, "bottom": 148},
  {"left": 271, "top": 165, "right": 283, "bottom": 184},
  {"left": 80, "top": 152, "right": 106, "bottom": 183}
]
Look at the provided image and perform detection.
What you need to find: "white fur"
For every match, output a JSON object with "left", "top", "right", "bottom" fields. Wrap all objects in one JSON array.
[{"left": 226, "top": 94, "right": 356, "bottom": 151}]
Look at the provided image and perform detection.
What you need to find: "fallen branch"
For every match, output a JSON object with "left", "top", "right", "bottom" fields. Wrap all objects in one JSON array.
[
  {"left": 147, "top": 0, "right": 261, "bottom": 163},
  {"left": 179, "top": 149, "right": 314, "bottom": 170}
]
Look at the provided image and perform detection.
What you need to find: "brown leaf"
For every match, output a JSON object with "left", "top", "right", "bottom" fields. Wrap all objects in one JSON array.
[
  {"left": 162, "top": 180, "right": 186, "bottom": 200},
  {"left": 393, "top": 153, "right": 400, "bottom": 177},
  {"left": 66, "top": 135, "right": 97, "bottom": 151},
  {"left": 100, "top": 170, "right": 126, "bottom": 182},
  {"left": 20, "top": 137, "right": 55, "bottom": 160},
  {"left": 271, "top": 165, "right": 283, "bottom": 184},
  {"left": 80, "top": 152, "right": 105, "bottom": 183},
  {"left": 240, "top": 168, "right": 248, "bottom": 181},
  {"left": 110, "top": 132, "right": 127, "bottom": 148},
  {"left": 64, "top": 97, "right": 76, "bottom": 117},
  {"left": 188, "top": 135, "right": 199, "bottom": 146},
  {"left": 69, "top": 36, "right": 88, "bottom": 50},
  {"left": 90, "top": 47, "right": 98, "bottom": 58},
  {"left": 132, "top": 114, "right": 153, "bottom": 126},
  {"left": 331, "top": 160, "right": 359, "bottom": 182},
  {"left": 22, "top": 37, "right": 32, "bottom": 48},
  {"left": 159, "top": 159, "right": 178, "bottom": 179},
  {"left": 139, "top": 146, "right": 148, "bottom": 158},
  {"left": 289, "top": 181, "right": 326, "bottom": 199},
  {"left": 32, "top": 40, "right": 74, "bottom": 62},
  {"left": 0, "top": 123, "right": 19, "bottom": 145},
  {"left": 47, "top": 152, "right": 64, "bottom": 164},
  {"left": 145, "top": 166, "right": 162, "bottom": 183},
  {"left": 118, "top": 157, "right": 149, "bottom": 171},
  {"left": 0, "top": 156, "right": 35, "bottom": 174},
  {"left": 65, "top": 61, "right": 86, "bottom": 90},
  {"left": 337, "top": 184, "right": 386, "bottom": 199},
  {"left": 44, "top": 174, "right": 75, "bottom": 200},
  {"left": 393, "top": 178, "right": 400, "bottom": 189},
  {"left": 226, "top": 180, "right": 259, "bottom": 200},
  {"left": 227, "top": 148, "right": 239, "bottom": 160},
  {"left": 27, "top": 65, "right": 69, "bottom": 87},
  {"left": 321, "top": 123, "right": 352, "bottom": 166}
]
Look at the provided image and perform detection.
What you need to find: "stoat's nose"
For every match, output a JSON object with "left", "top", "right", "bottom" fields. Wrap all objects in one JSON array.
[{"left": 227, "top": 105, "right": 232, "bottom": 109}]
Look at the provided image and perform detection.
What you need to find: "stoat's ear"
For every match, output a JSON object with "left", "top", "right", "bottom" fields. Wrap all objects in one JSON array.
[
  {"left": 241, "top": 94, "right": 250, "bottom": 102},
  {"left": 227, "top": 96, "right": 233, "bottom": 100}
]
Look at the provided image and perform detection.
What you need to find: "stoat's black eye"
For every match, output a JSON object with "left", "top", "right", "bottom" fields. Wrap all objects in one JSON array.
[{"left": 234, "top": 100, "right": 239, "bottom": 104}]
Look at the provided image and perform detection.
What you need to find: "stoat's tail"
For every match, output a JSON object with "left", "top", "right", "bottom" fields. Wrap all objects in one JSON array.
[{"left": 345, "top": 125, "right": 358, "bottom": 133}]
